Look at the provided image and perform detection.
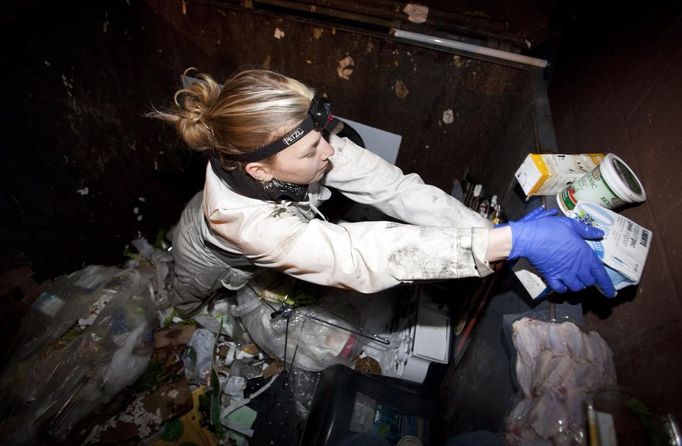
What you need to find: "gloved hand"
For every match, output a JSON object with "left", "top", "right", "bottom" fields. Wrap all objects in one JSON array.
[
  {"left": 516, "top": 206, "right": 559, "bottom": 222},
  {"left": 509, "top": 216, "right": 616, "bottom": 297}
]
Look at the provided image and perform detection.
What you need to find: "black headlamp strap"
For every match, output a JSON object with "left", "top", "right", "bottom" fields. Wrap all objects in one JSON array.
[
  {"left": 233, "top": 117, "right": 315, "bottom": 163},
  {"left": 231, "top": 94, "right": 333, "bottom": 163}
]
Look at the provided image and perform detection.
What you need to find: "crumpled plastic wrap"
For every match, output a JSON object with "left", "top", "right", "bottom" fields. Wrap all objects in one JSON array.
[
  {"left": 504, "top": 311, "right": 618, "bottom": 446},
  {"left": 231, "top": 283, "right": 365, "bottom": 372},
  {"left": 182, "top": 328, "right": 217, "bottom": 385},
  {"left": 0, "top": 266, "right": 159, "bottom": 443},
  {"left": 9, "top": 265, "right": 122, "bottom": 360}
]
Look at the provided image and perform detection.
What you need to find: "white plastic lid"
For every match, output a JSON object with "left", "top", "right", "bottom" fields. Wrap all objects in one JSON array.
[{"left": 599, "top": 153, "right": 646, "bottom": 203}]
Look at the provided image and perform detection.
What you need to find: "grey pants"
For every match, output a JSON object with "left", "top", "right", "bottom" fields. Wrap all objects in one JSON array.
[{"left": 169, "top": 192, "right": 258, "bottom": 316}]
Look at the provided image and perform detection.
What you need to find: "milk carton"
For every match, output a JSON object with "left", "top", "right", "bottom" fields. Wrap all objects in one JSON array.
[
  {"left": 515, "top": 153, "right": 605, "bottom": 196},
  {"left": 571, "top": 201, "right": 652, "bottom": 290},
  {"left": 513, "top": 201, "right": 652, "bottom": 298}
]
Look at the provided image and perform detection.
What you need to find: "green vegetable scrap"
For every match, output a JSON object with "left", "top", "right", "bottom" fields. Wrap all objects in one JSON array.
[{"left": 626, "top": 398, "right": 670, "bottom": 446}]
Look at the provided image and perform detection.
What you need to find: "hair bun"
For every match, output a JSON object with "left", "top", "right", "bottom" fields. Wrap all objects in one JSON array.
[
  {"left": 150, "top": 69, "right": 314, "bottom": 168},
  {"left": 171, "top": 73, "right": 222, "bottom": 152}
]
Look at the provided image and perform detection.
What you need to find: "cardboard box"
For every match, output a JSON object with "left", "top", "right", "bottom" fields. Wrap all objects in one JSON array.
[
  {"left": 363, "top": 287, "right": 450, "bottom": 383},
  {"left": 515, "top": 153, "right": 605, "bottom": 196},
  {"left": 572, "top": 202, "right": 652, "bottom": 289}
]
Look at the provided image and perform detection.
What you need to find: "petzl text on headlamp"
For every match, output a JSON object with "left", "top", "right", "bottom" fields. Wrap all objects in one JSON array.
[{"left": 233, "top": 94, "right": 333, "bottom": 163}]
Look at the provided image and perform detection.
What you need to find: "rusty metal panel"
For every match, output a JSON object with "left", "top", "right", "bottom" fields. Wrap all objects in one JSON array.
[
  {"left": 148, "top": 0, "right": 533, "bottom": 190},
  {"left": 221, "top": 0, "right": 553, "bottom": 48}
]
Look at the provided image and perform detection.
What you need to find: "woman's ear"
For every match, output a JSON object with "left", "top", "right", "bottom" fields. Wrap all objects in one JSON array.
[{"left": 244, "top": 162, "right": 274, "bottom": 182}]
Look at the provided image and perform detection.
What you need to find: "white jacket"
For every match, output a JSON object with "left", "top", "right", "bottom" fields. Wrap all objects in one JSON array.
[{"left": 170, "top": 134, "right": 493, "bottom": 315}]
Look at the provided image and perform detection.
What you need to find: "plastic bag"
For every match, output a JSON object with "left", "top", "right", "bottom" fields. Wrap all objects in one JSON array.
[
  {"left": 7, "top": 265, "right": 122, "bottom": 360},
  {"left": 503, "top": 309, "right": 618, "bottom": 445},
  {"left": 0, "top": 267, "right": 158, "bottom": 443},
  {"left": 182, "top": 328, "right": 217, "bottom": 385},
  {"left": 191, "top": 300, "right": 236, "bottom": 336},
  {"left": 231, "top": 284, "right": 366, "bottom": 372},
  {"left": 124, "top": 237, "right": 176, "bottom": 312}
]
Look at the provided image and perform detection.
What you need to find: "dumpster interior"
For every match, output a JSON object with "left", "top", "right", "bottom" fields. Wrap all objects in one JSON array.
[{"left": 1, "top": 1, "right": 681, "bottom": 445}]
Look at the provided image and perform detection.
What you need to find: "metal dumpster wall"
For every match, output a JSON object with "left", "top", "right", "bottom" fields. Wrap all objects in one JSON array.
[{"left": 1, "top": 0, "right": 548, "bottom": 280}]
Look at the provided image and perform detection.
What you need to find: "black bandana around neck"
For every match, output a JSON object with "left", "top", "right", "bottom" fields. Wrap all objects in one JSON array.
[{"left": 210, "top": 157, "right": 309, "bottom": 202}]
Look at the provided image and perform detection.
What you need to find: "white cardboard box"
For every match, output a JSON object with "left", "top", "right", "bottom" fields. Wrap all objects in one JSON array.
[
  {"left": 365, "top": 287, "right": 451, "bottom": 383},
  {"left": 515, "top": 153, "right": 604, "bottom": 196}
]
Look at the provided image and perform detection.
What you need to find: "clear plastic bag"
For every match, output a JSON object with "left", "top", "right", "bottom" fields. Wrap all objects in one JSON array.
[
  {"left": 502, "top": 309, "right": 618, "bottom": 446},
  {"left": 231, "top": 283, "right": 366, "bottom": 372},
  {"left": 0, "top": 266, "right": 158, "bottom": 443},
  {"left": 182, "top": 328, "right": 217, "bottom": 385},
  {"left": 8, "top": 265, "right": 122, "bottom": 360}
]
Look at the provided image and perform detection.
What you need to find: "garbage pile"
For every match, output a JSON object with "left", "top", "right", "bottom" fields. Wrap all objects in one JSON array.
[{"left": 0, "top": 239, "right": 382, "bottom": 445}]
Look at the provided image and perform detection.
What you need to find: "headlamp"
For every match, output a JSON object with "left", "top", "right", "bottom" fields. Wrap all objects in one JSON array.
[
  {"left": 309, "top": 94, "right": 334, "bottom": 130},
  {"left": 233, "top": 94, "right": 333, "bottom": 163}
]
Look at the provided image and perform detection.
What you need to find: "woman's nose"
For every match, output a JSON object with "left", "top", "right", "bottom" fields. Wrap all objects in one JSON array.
[{"left": 321, "top": 142, "right": 335, "bottom": 160}]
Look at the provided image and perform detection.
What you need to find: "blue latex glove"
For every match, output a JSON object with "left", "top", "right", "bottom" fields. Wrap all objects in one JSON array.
[{"left": 509, "top": 216, "right": 617, "bottom": 297}]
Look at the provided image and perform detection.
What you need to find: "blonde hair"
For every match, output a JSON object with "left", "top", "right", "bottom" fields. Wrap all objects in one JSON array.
[{"left": 151, "top": 69, "right": 314, "bottom": 170}]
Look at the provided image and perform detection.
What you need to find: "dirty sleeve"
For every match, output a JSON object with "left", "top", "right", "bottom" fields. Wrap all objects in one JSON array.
[
  {"left": 323, "top": 134, "right": 493, "bottom": 229},
  {"left": 207, "top": 205, "right": 493, "bottom": 294}
]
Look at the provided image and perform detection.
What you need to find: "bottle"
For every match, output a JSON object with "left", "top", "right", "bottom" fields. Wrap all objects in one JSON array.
[
  {"left": 449, "top": 178, "right": 464, "bottom": 201},
  {"left": 478, "top": 199, "right": 490, "bottom": 219},
  {"left": 491, "top": 204, "right": 504, "bottom": 225},
  {"left": 469, "top": 184, "right": 482, "bottom": 210}
]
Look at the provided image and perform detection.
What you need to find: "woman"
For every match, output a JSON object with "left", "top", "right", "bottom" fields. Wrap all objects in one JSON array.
[{"left": 153, "top": 69, "right": 615, "bottom": 316}]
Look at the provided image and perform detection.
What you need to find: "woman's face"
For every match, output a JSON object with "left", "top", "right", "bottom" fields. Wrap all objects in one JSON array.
[{"left": 256, "top": 130, "right": 335, "bottom": 185}]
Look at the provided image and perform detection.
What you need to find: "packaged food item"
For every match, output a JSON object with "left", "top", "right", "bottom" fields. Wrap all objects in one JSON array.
[
  {"left": 512, "top": 201, "right": 652, "bottom": 298},
  {"left": 557, "top": 153, "right": 646, "bottom": 214},
  {"left": 515, "top": 153, "right": 605, "bottom": 196},
  {"left": 571, "top": 201, "right": 652, "bottom": 290}
]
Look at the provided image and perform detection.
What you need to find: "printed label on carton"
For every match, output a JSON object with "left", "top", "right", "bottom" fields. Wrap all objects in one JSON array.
[{"left": 572, "top": 202, "right": 652, "bottom": 288}]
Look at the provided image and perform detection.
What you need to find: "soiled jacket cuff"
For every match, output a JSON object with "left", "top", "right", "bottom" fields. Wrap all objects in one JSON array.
[{"left": 458, "top": 227, "right": 495, "bottom": 278}]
